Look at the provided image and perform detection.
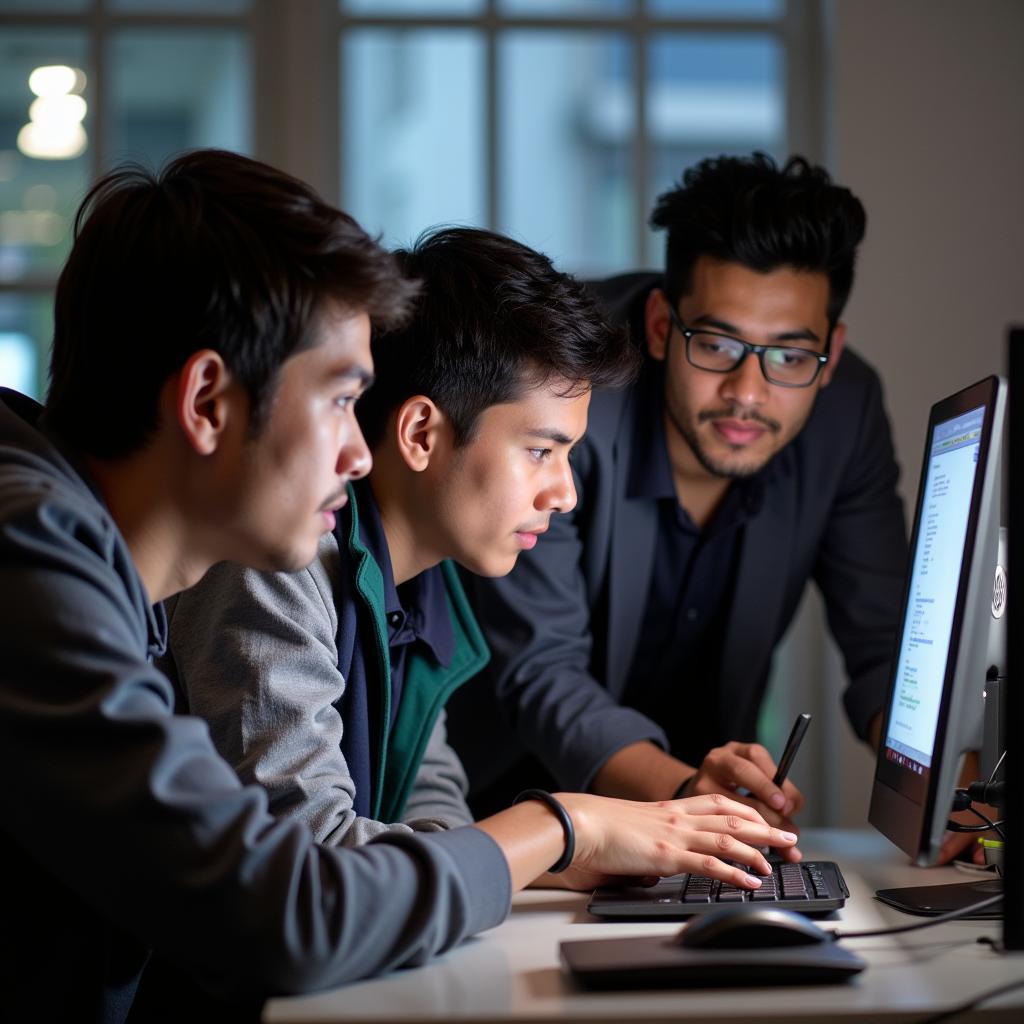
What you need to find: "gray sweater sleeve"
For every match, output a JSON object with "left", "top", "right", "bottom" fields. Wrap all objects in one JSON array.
[
  {"left": 403, "top": 710, "right": 474, "bottom": 828},
  {"left": 0, "top": 476, "right": 511, "bottom": 999},
  {"left": 165, "top": 534, "right": 452, "bottom": 847}
]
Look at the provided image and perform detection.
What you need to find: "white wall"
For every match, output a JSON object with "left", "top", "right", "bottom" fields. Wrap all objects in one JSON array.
[{"left": 807, "top": 0, "right": 1024, "bottom": 826}]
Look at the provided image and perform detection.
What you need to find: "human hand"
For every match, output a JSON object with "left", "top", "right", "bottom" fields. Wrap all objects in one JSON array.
[
  {"left": 551, "top": 791, "right": 798, "bottom": 891},
  {"left": 678, "top": 741, "right": 805, "bottom": 861}
]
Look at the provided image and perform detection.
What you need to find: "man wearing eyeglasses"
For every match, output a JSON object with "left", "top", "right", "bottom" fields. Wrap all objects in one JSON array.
[{"left": 447, "top": 153, "right": 909, "bottom": 848}]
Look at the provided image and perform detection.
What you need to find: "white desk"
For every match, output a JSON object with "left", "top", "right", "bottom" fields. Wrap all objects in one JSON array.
[{"left": 265, "top": 830, "right": 1024, "bottom": 1023}]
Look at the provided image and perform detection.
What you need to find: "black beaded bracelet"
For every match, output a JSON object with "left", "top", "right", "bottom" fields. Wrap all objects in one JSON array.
[
  {"left": 513, "top": 789, "right": 575, "bottom": 874},
  {"left": 672, "top": 773, "right": 698, "bottom": 800}
]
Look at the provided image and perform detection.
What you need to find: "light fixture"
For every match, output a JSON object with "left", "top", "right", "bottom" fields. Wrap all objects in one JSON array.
[{"left": 18, "top": 65, "right": 88, "bottom": 160}]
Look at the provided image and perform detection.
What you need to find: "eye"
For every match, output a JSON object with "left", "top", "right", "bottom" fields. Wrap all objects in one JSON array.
[
  {"left": 334, "top": 393, "right": 360, "bottom": 411},
  {"left": 528, "top": 448, "right": 552, "bottom": 462},
  {"left": 770, "top": 348, "right": 814, "bottom": 368}
]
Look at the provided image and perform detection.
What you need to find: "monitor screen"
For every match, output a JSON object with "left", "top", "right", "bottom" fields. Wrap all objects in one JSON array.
[{"left": 870, "top": 375, "right": 1005, "bottom": 868}]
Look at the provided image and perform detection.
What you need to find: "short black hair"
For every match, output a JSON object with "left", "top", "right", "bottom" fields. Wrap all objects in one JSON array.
[
  {"left": 650, "top": 152, "right": 867, "bottom": 327},
  {"left": 356, "top": 227, "right": 639, "bottom": 449},
  {"left": 45, "top": 148, "right": 417, "bottom": 459}
]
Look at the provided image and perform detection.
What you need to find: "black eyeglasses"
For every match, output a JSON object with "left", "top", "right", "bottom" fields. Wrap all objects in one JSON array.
[{"left": 666, "top": 304, "right": 830, "bottom": 388}]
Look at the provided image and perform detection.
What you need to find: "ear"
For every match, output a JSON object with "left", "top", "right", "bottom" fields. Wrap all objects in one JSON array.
[
  {"left": 645, "top": 287, "right": 672, "bottom": 362},
  {"left": 394, "top": 395, "right": 451, "bottom": 472},
  {"left": 819, "top": 322, "right": 847, "bottom": 387},
  {"left": 173, "top": 349, "right": 236, "bottom": 456}
]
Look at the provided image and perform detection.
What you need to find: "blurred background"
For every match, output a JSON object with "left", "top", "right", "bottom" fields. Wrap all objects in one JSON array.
[{"left": 0, "top": 0, "right": 1021, "bottom": 827}]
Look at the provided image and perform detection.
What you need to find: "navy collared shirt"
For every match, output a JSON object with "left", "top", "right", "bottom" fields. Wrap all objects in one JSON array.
[
  {"left": 336, "top": 479, "right": 454, "bottom": 818},
  {"left": 357, "top": 481, "right": 455, "bottom": 726},
  {"left": 621, "top": 365, "right": 768, "bottom": 764}
]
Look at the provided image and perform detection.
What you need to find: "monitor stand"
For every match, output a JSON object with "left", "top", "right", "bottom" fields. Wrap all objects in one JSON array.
[{"left": 875, "top": 877, "right": 1003, "bottom": 918}]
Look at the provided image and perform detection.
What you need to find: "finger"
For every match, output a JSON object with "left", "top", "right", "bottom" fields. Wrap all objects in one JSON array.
[
  {"left": 747, "top": 802, "right": 790, "bottom": 828},
  {"left": 689, "top": 816, "right": 800, "bottom": 854},
  {"left": 679, "top": 851, "right": 770, "bottom": 892},
  {"left": 744, "top": 743, "right": 779, "bottom": 780},
  {"left": 679, "top": 792, "right": 769, "bottom": 824},
  {"left": 936, "top": 830, "right": 975, "bottom": 865},
  {"left": 711, "top": 753, "right": 787, "bottom": 812},
  {"left": 780, "top": 779, "right": 805, "bottom": 815},
  {"left": 777, "top": 842, "right": 804, "bottom": 863}
]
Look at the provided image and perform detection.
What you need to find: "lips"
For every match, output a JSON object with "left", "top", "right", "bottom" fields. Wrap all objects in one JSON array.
[
  {"left": 515, "top": 525, "right": 547, "bottom": 550},
  {"left": 711, "top": 419, "right": 768, "bottom": 445},
  {"left": 319, "top": 493, "right": 349, "bottom": 531}
]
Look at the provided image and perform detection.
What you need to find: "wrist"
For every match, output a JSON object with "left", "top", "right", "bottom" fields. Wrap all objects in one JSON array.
[
  {"left": 512, "top": 789, "right": 575, "bottom": 873},
  {"left": 672, "top": 771, "right": 698, "bottom": 801}
]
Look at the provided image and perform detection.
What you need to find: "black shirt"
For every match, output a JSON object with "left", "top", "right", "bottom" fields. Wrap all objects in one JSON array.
[{"left": 621, "top": 365, "right": 769, "bottom": 763}]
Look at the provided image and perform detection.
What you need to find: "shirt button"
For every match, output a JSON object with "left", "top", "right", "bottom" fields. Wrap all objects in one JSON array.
[
  {"left": 686, "top": 608, "right": 698, "bottom": 621},
  {"left": 388, "top": 612, "right": 402, "bottom": 626}
]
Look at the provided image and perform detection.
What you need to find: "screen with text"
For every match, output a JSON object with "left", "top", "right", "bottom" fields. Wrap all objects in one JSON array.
[{"left": 884, "top": 405, "right": 985, "bottom": 775}]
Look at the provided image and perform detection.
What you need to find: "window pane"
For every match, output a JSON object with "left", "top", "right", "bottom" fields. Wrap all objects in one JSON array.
[
  {"left": 0, "top": 0, "right": 87, "bottom": 10},
  {"left": 645, "top": 32, "right": 784, "bottom": 263},
  {"left": 342, "top": 0, "right": 484, "bottom": 14},
  {"left": 0, "top": 30, "right": 91, "bottom": 284},
  {"left": 0, "top": 292, "right": 52, "bottom": 401},
  {"left": 108, "top": 30, "right": 250, "bottom": 170},
  {"left": 110, "top": 0, "right": 249, "bottom": 11},
  {"left": 499, "top": 32, "right": 633, "bottom": 277},
  {"left": 499, "top": 0, "right": 630, "bottom": 14},
  {"left": 647, "top": 0, "right": 783, "bottom": 17},
  {"left": 341, "top": 30, "right": 485, "bottom": 247}
]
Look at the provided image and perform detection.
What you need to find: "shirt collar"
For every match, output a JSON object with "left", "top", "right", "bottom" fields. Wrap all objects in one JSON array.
[{"left": 354, "top": 479, "right": 454, "bottom": 668}]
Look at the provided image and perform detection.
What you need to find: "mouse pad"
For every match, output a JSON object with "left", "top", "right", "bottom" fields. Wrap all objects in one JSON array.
[{"left": 560, "top": 935, "right": 867, "bottom": 988}]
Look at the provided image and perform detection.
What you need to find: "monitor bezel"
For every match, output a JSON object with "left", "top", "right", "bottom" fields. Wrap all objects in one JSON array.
[{"left": 869, "top": 374, "right": 1004, "bottom": 864}]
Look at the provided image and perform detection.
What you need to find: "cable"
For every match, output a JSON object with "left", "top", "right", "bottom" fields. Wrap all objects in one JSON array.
[
  {"left": 909, "top": 978, "right": 1024, "bottom": 1024},
  {"left": 986, "top": 749, "right": 1006, "bottom": 786},
  {"left": 829, "top": 894, "right": 1003, "bottom": 940},
  {"left": 948, "top": 790, "right": 1006, "bottom": 839},
  {"left": 966, "top": 805, "right": 1005, "bottom": 842}
]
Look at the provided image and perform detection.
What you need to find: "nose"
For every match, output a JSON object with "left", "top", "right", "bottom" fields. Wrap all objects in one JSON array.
[
  {"left": 536, "top": 459, "right": 577, "bottom": 515},
  {"left": 720, "top": 349, "right": 769, "bottom": 407},
  {"left": 337, "top": 421, "right": 372, "bottom": 482}
]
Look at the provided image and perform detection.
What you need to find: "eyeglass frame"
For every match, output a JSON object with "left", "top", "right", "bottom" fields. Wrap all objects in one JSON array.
[{"left": 664, "top": 302, "right": 831, "bottom": 389}]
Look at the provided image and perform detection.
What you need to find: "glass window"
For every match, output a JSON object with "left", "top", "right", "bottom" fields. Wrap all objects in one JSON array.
[
  {"left": 647, "top": 0, "right": 783, "bottom": 17},
  {"left": 341, "top": 29, "right": 485, "bottom": 247},
  {"left": 0, "top": 30, "right": 91, "bottom": 283},
  {"left": 0, "top": 292, "right": 52, "bottom": 400},
  {"left": 0, "top": 0, "right": 87, "bottom": 10},
  {"left": 499, "top": 1, "right": 630, "bottom": 14},
  {"left": 342, "top": 0, "right": 484, "bottom": 14},
  {"left": 499, "top": 31, "right": 633, "bottom": 276},
  {"left": 108, "top": 30, "right": 251, "bottom": 169},
  {"left": 110, "top": 0, "right": 248, "bottom": 11},
  {"left": 645, "top": 32, "right": 783, "bottom": 263}
]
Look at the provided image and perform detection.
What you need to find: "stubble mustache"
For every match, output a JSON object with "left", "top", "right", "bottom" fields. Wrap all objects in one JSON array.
[{"left": 697, "top": 406, "right": 782, "bottom": 434}]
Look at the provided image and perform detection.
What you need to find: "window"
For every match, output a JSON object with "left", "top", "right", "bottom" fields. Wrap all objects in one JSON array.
[
  {"left": 338, "top": 0, "right": 820, "bottom": 273},
  {"left": 0, "top": 0, "right": 251, "bottom": 397},
  {"left": 0, "top": 0, "right": 822, "bottom": 395}
]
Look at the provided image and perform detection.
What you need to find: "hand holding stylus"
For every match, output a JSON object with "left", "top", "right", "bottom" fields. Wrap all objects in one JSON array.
[{"left": 676, "top": 714, "right": 812, "bottom": 862}]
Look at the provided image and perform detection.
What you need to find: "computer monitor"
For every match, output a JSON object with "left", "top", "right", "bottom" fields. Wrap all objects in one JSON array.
[
  {"left": 868, "top": 375, "right": 1006, "bottom": 915},
  {"left": 1005, "top": 328, "right": 1024, "bottom": 949}
]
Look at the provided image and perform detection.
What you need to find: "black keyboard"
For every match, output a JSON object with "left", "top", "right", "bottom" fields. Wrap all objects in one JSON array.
[{"left": 586, "top": 860, "right": 849, "bottom": 919}]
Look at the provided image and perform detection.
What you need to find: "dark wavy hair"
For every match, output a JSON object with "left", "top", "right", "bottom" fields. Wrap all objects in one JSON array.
[
  {"left": 356, "top": 227, "right": 639, "bottom": 449},
  {"left": 45, "top": 148, "right": 417, "bottom": 458},
  {"left": 650, "top": 152, "right": 867, "bottom": 327}
]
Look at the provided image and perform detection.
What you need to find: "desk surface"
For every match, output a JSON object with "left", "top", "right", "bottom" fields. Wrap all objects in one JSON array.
[{"left": 265, "top": 829, "right": 1024, "bottom": 1023}]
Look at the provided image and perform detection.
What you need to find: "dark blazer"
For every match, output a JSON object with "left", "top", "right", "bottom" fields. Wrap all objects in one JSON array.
[{"left": 448, "top": 272, "right": 909, "bottom": 800}]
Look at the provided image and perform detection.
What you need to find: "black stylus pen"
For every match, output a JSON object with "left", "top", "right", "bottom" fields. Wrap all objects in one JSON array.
[{"left": 773, "top": 712, "right": 812, "bottom": 787}]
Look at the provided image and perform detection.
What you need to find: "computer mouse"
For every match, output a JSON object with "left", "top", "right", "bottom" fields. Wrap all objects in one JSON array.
[{"left": 673, "top": 907, "right": 833, "bottom": 950}]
